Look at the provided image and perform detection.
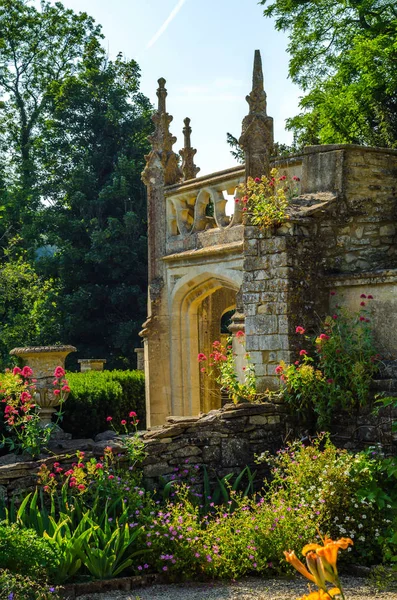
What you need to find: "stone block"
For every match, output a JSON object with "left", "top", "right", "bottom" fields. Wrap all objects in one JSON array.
[
  {"left": 248, "top": 415, "right": 268, "bottom": 425},
  {"left": 221, "top": 438, "right": 250, "bottom": 467},
  {"left": 245, "top": 315, "right": 278, "bottom": 336},
  {"left": 380, "top": 224, "right": 395, "bottom": 237},
  {"left": 143, "top": 462, "right": 173, "bottom": 478},
  {"left": 202, "top": 445, "right": 221, "bottom": 463}
]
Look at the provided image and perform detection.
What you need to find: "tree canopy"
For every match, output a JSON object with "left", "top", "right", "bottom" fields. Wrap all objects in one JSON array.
[
  {"left": 260, "top": 0, "right": 397, "bottom": 147},
  {"left": 0, "top": 0, "right": 153, "bottom": 368}
]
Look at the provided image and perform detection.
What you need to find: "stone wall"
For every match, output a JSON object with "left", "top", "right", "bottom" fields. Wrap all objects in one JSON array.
[{"left": 1, "top": 399, "right": 395, "bottom": 503}]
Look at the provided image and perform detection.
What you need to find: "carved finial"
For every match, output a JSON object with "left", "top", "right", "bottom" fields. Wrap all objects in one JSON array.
[
  {"left": 157, "top": 77, "right": 167, "bottom": 113},
  {"left": 180, "top": 117, "right": 200, "bottom": 180},
  {"left": 142, "top": 77, "right": 182, "bottom": 187},
  {"left": 239, "top": 50, "right": 274, "bottom": 180}
]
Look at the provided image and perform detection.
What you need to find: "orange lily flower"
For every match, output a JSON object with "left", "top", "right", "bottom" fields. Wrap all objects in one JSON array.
[
  {"left": 284, "top": 550, "right": 316, "bottom": 583},
  {"left": 316, "top": 538, "right": 353, "bottom": 580},
  {"left": 297, "top": 588, "right": 341, "bottom": 600},
  {"left": 305, "top": 551, "right": 328, "bottom": 589}
]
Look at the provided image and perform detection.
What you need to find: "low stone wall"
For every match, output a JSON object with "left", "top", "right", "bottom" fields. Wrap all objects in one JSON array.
[
  {"left": 142, "top": 400, "right": 289, "bottom": 489},
  {"left": 0, "top": 398, "right": 395, "bottom": 503}
]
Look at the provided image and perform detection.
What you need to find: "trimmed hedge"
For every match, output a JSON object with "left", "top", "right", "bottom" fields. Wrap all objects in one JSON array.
[{"left": 61, "top": 370, "right": 146, "bottom": 439}]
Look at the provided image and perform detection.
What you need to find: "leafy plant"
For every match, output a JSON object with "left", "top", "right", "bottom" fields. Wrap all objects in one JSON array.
[
  {"left": 276, "top": 293, "right": 380, "bottom": 428},
  {"left": 198, "top": 334, "right": 257, "bottom": 403},
  {"left": 235, "top": 168, "right": 300, "bottom": 229},
  {"left": 0, "top": 569, "right": 62, "bottom": 600},
  {"left": 0, "top": 523, "right": 59, "bottom": 580}
]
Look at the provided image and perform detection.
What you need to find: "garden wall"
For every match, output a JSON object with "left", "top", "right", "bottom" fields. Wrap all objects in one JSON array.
[{"left": 0, "top": 397, "right": 395, "bottom": 503}]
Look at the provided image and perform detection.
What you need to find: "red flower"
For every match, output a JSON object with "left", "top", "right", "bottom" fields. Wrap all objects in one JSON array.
[
  {"left": 121, "top": 419, "right": 127, "bottom": 426},
  {"left": 327, "top": 378, "right": 334, "bottom": 384},
  {"left": 332, "top": 314, "right": 338, "bottom": 320},
  {"left": 330, "top": 291, "right": 336, "bottom": 296},
  {"left": 359, "top": 316, "right": 365, "bottom": 322},
  {"left": 197, "top": 353, "right": 207, "bottom": 362},
  {"left": 279, "top": 175, "right": 287, "bottom": 181},
  {"left": 360, "top": 301, "right": 366, "bottom": 307},
  {"left": 292, "top": 175, "right": 300, "bottom": 182},
  {"left": 108, "top": 475, "right": 115, "bottom": 480},
  {"left": 299, "top": 349, "right": 308, "bottom": 356},
  {"left": 235, "top": 198, "right": 240, "bottom": 203},
  {"left": 129, "top": 411, "right": 137, "bottom": 418},
  {"left": 236, "top": 330, "right": 245, "bottom": 338},
  {"left": 54, "top": 366, "right": 65, "bottom": 378},
  {"left": 242, "top": 207, "right": 247, "bottom": 212},
  {"left": 367, "top": 294, "right": 373, "bottom": 299},
  {"left": 53, "top": 462, "right": 60, "bottom": 468},
  {"left": 12, "top": 367, "right": 22, "bottom": 376},
  {"left": 319, "top": 333, "right": 330, "bottom": 341},
  {"left": 255, "top": 177, "right": 261, "bottom": 183},
  {"left": 21, "top": 366, "right": 33, "bottom": 378},
  {"left": 360, "top": 294, "right": 367, "bottom": 299},
  {"left": 106, "top": 416, "right": 113, "bottom": 422},
  {"left": 295, "top": 326, "right": 305, "bottom": 335},
  {"left": 78, "top": 484, "right": 85, "bottom": 491}
]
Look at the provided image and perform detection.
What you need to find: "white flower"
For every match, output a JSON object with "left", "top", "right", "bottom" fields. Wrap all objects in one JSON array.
[
  {"left": 358, "top": 523, "right": 363, "bottom": 529},
  {"left": 359, "top": 536, "right": 365, "bottom": 541},
  {"left": 361, "top": 515, "right": 367, "bottom": 519}
]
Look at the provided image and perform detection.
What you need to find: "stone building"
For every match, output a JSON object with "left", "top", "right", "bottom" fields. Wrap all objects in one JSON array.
[{"left": 141, "top": 50, "right": 397, "bottom": 428}]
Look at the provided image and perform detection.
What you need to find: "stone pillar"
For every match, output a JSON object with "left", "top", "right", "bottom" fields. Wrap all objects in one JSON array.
[
  {"left": 239, "top": 50, "right": 274, "bottom": 181},
  {"left": 140, "top": 78, "right": 182, "bottom": 427},
  {"left": 78, "top": 359, "right": 106, "bottom": 372},
  {"left": 134, "top": 348, "right": 144, "bottom": 371}
]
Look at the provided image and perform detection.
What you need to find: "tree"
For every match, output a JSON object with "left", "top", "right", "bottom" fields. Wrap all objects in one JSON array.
[
  {"left": 0, "top": 1, "right": 153, "bottom": 367},
  {"left": 260, "top": 0, "right": 397, "bottom": 147}
]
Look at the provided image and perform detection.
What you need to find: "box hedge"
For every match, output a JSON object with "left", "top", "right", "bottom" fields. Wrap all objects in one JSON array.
[{"left": 61, "top": 370, "right": 146, "bottom": 439}]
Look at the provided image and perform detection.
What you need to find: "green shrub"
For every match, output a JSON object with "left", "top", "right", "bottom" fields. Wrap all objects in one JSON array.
[
  {"left": 61, "top": 370, "right": 145, "bottom": 438},
  {"left": 0, "top": 569, "right": 62, "bottom": 600},
  {"left": 0, "top": 523, "right": 60, "bottom": 579}
]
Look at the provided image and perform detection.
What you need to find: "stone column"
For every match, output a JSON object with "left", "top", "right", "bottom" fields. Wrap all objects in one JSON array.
[
  {"left": 134, "top": 348, "right": 144, "bottom": 371},
  {"left": 141, "top": 78, "right": 182, "bottom": 427}
]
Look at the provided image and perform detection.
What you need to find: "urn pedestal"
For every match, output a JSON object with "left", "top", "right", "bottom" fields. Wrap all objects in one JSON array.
[{"left": 9, "top": 345, "right": 76, "bottom": 426}]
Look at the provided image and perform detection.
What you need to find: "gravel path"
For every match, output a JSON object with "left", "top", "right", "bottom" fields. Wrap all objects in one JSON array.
[{"left": 78, "top": 576, "right": 396, "bottom": 599}]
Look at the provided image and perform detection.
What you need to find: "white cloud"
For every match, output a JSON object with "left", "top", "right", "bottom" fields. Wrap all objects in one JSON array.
[{"left": 146, "top": 0, "right": 187, "bottom": 49}]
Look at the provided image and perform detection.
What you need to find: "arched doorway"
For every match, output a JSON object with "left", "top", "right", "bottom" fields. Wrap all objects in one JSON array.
[{"left": 169, "top": 270, "right": 241, "bottom": 416}]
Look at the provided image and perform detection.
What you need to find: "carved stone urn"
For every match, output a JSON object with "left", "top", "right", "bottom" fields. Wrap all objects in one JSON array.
[{"left": 9, "top": 345, "right": 76, "bottom": 426}]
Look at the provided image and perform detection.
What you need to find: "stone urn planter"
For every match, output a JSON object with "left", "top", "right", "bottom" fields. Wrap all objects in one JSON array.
[{"left": 9, "top": 345, "right": 76, "bottom": 426}]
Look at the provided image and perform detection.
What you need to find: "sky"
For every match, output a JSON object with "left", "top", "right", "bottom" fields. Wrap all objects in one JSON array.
[{"left": 41, "top": 0, "right": 302, "bottom": 176}]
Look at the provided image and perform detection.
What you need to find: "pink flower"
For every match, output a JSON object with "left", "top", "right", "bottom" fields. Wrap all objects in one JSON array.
[
  {"left": 53, "top": 462, "right": 60, "bottom": 468},
  {"left": 319, "top": 333, "right": 329, "bottom": 341},
  {"left": 78, "top": 484, "right": 85, "bottom": 491},
  {"left": 294, "top": 361, "right": 300, "bottom": 365},
  {"left": 275, "top": 365, "right": 283, "bottom": 374},
  {"left": 21, "top": 366, "right": 33, "bottom": 378},
  {"left": 12, "top": 367, "right": 22, "bottom": 376},
  {"left": 200, "top": 367, "right": 206, "bottom": 373},
  {"left": 295, "top": 326, "right": 305, "bottom": 335},
  {"left": 121, "top": 419, "right": 127, "bottom": 426},
  {"left": 278, "top": 175, "right": 287, "bottom": 181},
  {"left": 197, "top": 353, "right": 207, "bottom": 362},
  {"left": 61, "top": 385, "right": 70, "bottom": 393},
  {"left": 53, "top": 389, "right": 60, "bottom": 396},
  {"left": 96, "top": 463, "right": 103, "bottom": 469},
  {"left": 129, "top": 411, "right": 137, "bottom": 418},
  {"left": 292, "top": 175, "right": 300, "bottom": 182},
  {"left": 108, "top": 475, "right": 115, "bottom": 480},
  {"left": 236, "top": 330, "right": 245, "bottom": 338},
  {"left": 299, "top": 349, "right": 308, "bottom": 356},
  {"left": 255, "top": 177, "right": 261, "bottom": 183},
  {"left": 106, "top": 416, "right": 113, "bottom": 422},
  {"left": 235, "top": 198, "right": 240, "bottom": 203},
  {"left": 332, "top": 314, "right": 338, "bottom": 320},
  {"left": 54, "top": 366, "right": 65, "bottom": 378}
]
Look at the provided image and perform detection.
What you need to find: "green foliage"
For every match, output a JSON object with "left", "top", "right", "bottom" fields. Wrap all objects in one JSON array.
[
  {"left": 258, "top": 434, "right": 396, "bottom": 564},
  {"left": 236, "top": 169, "right": 299, "bottom": 230},
  {"left": 0, "top": 522, "right": 60, "bottom": 579},
  {"left": 0, "top": 240, "right": 61, "bottom": 370},
  {"left": 0, "top": 570, "right": 62, "bottom": 600},
  {"left": 0, "top": 0, "right": 152, "bottom": 369},
  {"left": 61, "top": 370, "right": 146, "bottom": 437},
  {"left": 260, "top": 0, "right": 397, "bottom": 148},
  {"left": 277, "top": 296, "right": 379, "bottom": 428}
]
